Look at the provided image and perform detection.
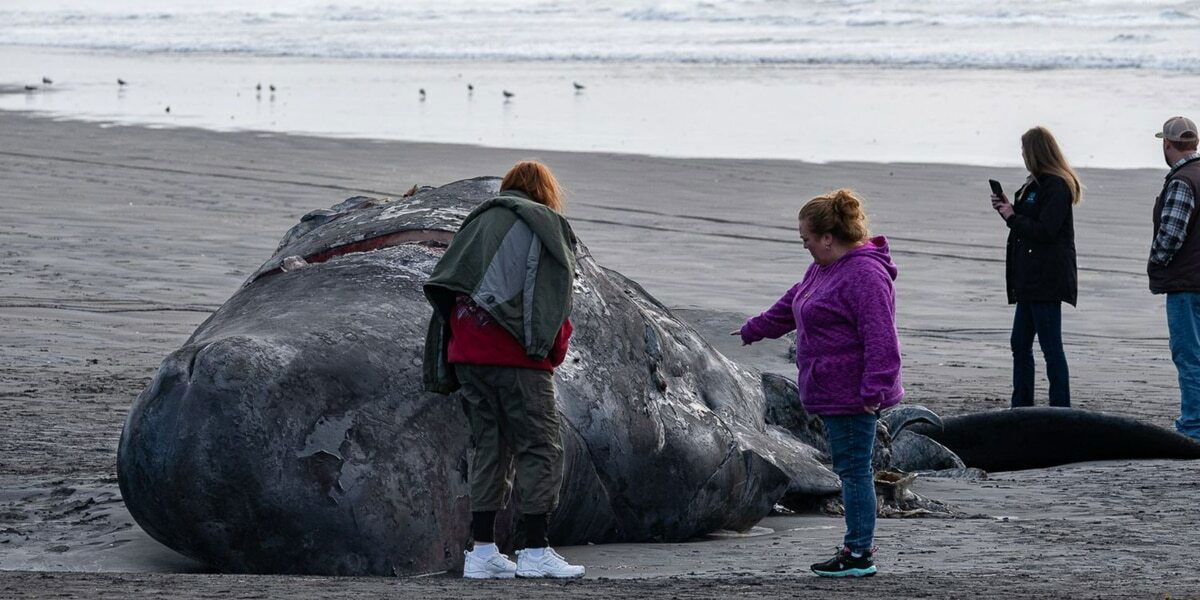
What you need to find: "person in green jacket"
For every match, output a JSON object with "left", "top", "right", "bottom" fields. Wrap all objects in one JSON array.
[{"left": 424, "top": 160, "right": 584, "bottom": 579}]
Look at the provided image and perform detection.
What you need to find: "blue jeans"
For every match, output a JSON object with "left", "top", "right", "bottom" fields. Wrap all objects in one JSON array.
[
  {"left": 1011, "top": 301, "right": 1070, "bottom": 408},
  {"left": 1167, "top": 293, "right": 1200, "bottom": 440},
  {"left": 821, "top": 414, "right": 877, "bottom": 553}
]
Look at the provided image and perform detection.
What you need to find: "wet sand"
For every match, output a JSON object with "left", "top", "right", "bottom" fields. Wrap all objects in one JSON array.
[
  {"left": 1, "top": 110, "right": 1197, "bottom": 598},
  {"left": 4, "top": 45, "right": 1192, "bottom": 169}
]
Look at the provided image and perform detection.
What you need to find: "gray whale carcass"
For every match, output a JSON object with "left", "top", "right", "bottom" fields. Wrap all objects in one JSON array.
[
  {"left": 908, "top": 407, "right": 1200, "bottom": 472},
  {"left": 116, "top": 177, "right": 838, "bottom": 576}
]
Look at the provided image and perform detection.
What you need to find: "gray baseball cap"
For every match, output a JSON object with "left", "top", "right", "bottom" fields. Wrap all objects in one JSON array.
[{"left": 1156, "top": 116, "right": 1198, "bottom": 142}]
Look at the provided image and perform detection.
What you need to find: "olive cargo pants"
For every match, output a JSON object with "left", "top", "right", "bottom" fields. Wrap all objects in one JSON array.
[{"left": 457, "top": 364, "right": 564, "bottom": 515}]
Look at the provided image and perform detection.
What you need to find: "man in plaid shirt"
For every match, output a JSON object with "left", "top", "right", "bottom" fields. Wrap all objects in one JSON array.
[{"left": 1148, "top": 116, "right": 1200, "bottom": 441}]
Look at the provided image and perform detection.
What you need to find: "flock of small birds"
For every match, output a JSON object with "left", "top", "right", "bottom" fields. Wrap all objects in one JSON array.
[
  {"left": 23, "top": 76, "right": 53, "bottom": 91},
  {"left": 23, "top": 76, "right": 127, "bottom": 92},
  {"left": 422, "top": 81, "right": 585, "bottom": 101},
  {"left": 21, "top": 76, "right": 589, "bottom": 114}
]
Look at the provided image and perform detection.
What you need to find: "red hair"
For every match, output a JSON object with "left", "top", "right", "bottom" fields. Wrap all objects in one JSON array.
[
  {"left": 500, "top": 160, "right": 565, "bottom": 213},
  {"left": 799, "top": 188, "right": 870, "bottom": 244}
]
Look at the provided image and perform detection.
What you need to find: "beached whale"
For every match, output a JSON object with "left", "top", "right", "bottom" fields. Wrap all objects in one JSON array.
[
  {"left": 907, "top": 407, "right": 1200, "bottom": 472},
  {"left": 116, "top": 177, "right": 840, "bottom": 577}
]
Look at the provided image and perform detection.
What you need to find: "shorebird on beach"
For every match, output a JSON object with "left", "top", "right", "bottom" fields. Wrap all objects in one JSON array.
[
  {"left": 165, "top": 106, "right": 171, "bottom": 113},
  {"left": 467, "top": 83, "right": 474, "bottom": 93},
  {"left": 269, "top": 84, "right": 276, "bottom": 92},
  {"left": 573, "top": 81, "right": 585, "bottom": 90},
  {"left": 256, "top": 83, "right": 262, "bottom": 91},
  {"left": 117, "top": 78, "right": 127, "bottom": 86},
  {"left": 42, "top": 77, "right": 52, "bottom": 85},
  {"left": 502, "top": 90, "right": 514, "bottom": 99},
  {"left": 419, "top": 88, "right": 426, "bottom": 101}
]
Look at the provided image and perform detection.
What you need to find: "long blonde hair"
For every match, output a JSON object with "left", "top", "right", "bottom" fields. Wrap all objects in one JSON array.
[
  {"left": 500, "top": 160, "right": 565, "bottom": 213},
  {"left": 1021, "top": 127, "right": 1083, "bottom": 205},
  {"left": 799, "top": 188, "right": 870, "bottom": 244}
]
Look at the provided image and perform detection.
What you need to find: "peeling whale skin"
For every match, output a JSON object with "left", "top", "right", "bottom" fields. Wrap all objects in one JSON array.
[
  {"left": 116, "top": 177, "right": 836, "bottom": 576},
  {"left": 890, "top": 431, "right": 965, "bottom": 472},
  {"left": 908, "top": 407, "right": 1200, "bottom": 472}
]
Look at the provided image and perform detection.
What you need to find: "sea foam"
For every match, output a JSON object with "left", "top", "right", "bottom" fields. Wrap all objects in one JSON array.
[{"left": 0, "top": 0, "right": 1196, "bottom": 72}]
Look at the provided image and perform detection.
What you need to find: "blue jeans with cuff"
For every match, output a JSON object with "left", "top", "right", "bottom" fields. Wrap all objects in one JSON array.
[
  {"left": 1167, "top": 292, "right": 1200, "bottom": 441},
  {"left": 821, "top": 413, "right": 877, "bottom": 554}
]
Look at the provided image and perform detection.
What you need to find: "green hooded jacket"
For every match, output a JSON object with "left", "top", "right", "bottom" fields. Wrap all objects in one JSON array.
[{"left": 423, "top": 190, "right": 577, "bottom": 394}]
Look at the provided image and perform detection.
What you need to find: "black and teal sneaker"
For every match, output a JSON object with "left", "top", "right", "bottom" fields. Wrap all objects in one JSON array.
[{"left": 810, "top": 547, "right": 877, "bottom": 577}]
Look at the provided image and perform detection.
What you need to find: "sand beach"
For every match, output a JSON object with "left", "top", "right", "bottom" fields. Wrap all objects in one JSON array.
[
  {"left": 3, "top": 0, "right": 1200, "bottom": 595},
  {"left": 1, "top": 107, "right": 1199, "bottom": 597}
]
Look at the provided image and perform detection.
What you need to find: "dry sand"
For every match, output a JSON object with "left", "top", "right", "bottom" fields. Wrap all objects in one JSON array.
[{"left": 1, "top": 109, "right": 1198, "bottom": 598}]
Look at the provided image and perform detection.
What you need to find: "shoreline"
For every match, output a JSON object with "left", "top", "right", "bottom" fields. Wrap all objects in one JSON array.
[
  {"left": 0, "top": 104, "right": 1170, "bottom": 176},
  {"left": 1, "top": 109, "right": 1196, "bottom": 597},
  {"left": 3, "top": 44, "right": 1194, "bottom": 169}
]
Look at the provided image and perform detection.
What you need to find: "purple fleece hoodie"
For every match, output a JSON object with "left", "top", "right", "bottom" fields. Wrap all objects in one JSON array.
[{"left": 740, "top": 236, "right": 903, "bottom": 416}]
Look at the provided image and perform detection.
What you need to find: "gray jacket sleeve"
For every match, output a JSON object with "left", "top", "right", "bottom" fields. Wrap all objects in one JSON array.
[
  {"left": 521, "top": 228, "right": 543, "bottom": 349},
  {"left": 471, "top": 219, "right": 546, "bottom": 354},
  {"left": 473, "top": 219, "right": 535, "bottom": 309}
]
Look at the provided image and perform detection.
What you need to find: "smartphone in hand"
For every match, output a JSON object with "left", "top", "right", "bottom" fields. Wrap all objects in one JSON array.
[{"left": 988, "top": 179, "right": 1004, "bottom": 198}]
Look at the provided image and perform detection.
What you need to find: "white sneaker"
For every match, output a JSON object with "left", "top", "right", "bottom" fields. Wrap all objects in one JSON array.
[
  {"left": 515, "top": 547, "right": 585, "bottom": 579},
  {"left": 463, "top": 546, "right": 517, "bottom": 579}
]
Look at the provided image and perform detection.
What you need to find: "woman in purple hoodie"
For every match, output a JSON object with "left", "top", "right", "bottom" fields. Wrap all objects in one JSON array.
[{"left": 734, "top": 189, "right": 903, "bottom": 578}]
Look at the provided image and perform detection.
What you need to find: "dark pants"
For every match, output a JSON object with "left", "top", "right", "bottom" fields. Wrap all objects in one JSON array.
[
  {"left": 457, "top": 364, "right": 564, "bottom": 515},
  {"left": 1010, "top": 301, "right": 1070, "bottom": 408}
]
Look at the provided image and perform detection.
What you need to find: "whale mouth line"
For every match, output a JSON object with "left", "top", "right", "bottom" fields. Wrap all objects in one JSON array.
[
  {"left": 256, "top": 228, "right": 455, "bottom": 282},
  {"left": 305, "top": 229, "right": 455, "bottom": 264}
]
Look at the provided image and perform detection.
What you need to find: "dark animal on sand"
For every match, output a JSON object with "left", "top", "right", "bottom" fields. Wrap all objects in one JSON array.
[
  {"left": 117, "top": 177, "right": 838, "bottom": 577},
  {"left": 115, "top": 180, "right": 1200, "bottom": 577},
  {"left": 908, "top": 407, "right": 1200, "bottom": 472}
]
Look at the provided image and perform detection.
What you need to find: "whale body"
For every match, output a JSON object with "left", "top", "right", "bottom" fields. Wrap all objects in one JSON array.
[{"left": 116, "top": 177, "right": 838, "bottom": 576}]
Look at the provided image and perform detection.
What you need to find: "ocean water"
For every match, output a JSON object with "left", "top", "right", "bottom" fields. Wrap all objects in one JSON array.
[
  {"left": 1, "top": 1, "right": 1198, "bottom": 168},
  {"left": 2, "top": 0, "right": 1198, "bottom": 71}
]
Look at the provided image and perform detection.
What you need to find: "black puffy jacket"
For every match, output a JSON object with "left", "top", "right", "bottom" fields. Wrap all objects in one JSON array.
[{"left": 1004, "top": 174, "right": 1078, "bottom": 306}]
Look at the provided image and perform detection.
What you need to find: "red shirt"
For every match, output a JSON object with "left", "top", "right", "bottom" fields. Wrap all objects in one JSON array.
[{"left": 447, "top": 296, "right": 572, "bottom": 371}]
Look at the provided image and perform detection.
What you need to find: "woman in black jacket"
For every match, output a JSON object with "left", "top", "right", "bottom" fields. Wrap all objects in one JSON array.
[{"left": 991, "top": 126, "right": 1083, "bottom": 408}]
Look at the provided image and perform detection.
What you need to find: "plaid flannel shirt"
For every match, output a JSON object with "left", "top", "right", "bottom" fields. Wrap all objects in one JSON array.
[{"left": 1150, "top": 152, "right": 1200, "bottom": 266}]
